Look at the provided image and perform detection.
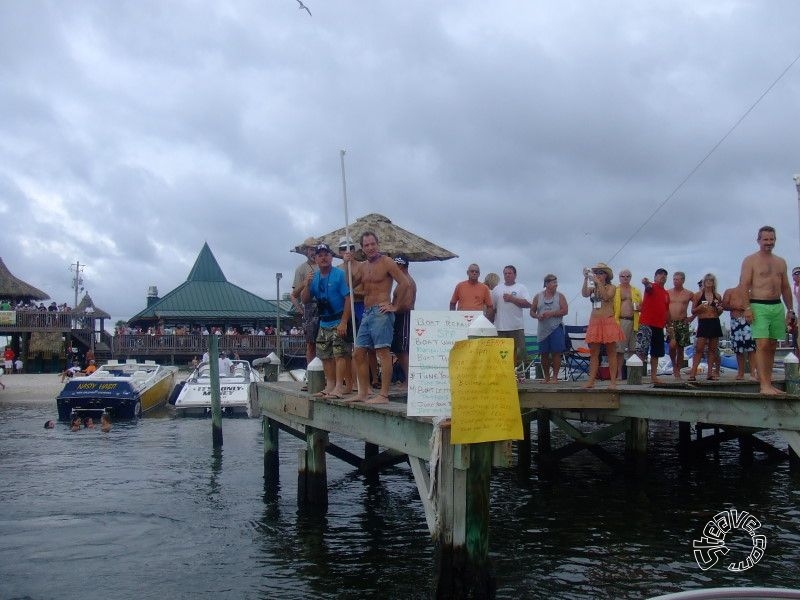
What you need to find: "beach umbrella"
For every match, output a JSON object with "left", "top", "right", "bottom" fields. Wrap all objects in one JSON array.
[
  {"left": 0, "top": 257, "right": 49, "bottom": 301},
  {"left": 292, "top": 213, "right": 458, "bottom": 262}
]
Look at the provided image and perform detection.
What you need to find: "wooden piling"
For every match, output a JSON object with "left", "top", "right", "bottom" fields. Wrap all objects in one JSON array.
[
  {"left": 678, "top": 421, "right": 691, "bottom": 464},
  {"left": 434, "top": 428, "right": 495, "bottom": 599},
  {"left": 739, "top": 433, "right": 754, "bottom": 467},
  {"left": 464, "top": 442, "right": 495, "bottom": 597},
  {"left": 263, "top": 417, "right": 280, "bottom": 486},
  {"left": 625, "top": 418, "right": 648, "bottom": 454},
  {"left": 298, "top": 426, "right": 328, "bottom": 509},
  {"left": 625, "top": 355, "right": 643, "bottom": 385},
  {"left": 208, "top": 334, "right": 223, "bottom": 448},
  {"left": 517, "top": 413, "right": 532, "bottom": 473},
  {"left": 784, "top": 354, "right": 800, "bottom": 395}
]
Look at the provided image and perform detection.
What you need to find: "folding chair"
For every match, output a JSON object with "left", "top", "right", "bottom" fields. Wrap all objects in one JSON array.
[
  {"left": 516, "top": 335, "right": 540, "bottom": 380},
  {"left": 563, "top": 325, "right": 590, "bottom": 381}
]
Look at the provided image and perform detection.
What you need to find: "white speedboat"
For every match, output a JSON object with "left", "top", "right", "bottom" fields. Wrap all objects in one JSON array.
[
  {"left": 57, "top": 359, "right": 178, "bottom": 420},
  {"left": 173, "top": 360, "right": 262, "bottom": 417}
]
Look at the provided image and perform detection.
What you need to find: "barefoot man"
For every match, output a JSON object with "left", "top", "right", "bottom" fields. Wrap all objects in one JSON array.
[
  {"left": 739, "top": 225, "right": 793, "bottom": 395},
  {"left": 351, "top": 231, "right": 409, "bottom": 403},
  {"left": 722, "top": 283, "right": 757, "bottom": 380},
  {"left": 667, "top": 272, "right": 694, "bottom": 379}
]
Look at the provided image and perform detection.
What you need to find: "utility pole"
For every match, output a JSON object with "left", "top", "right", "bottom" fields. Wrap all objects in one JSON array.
[{"left": 69, "top": 261, "right": 85, "bottom": 329}]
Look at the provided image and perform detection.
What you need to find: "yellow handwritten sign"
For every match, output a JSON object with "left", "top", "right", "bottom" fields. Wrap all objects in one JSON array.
[{"left": 449, "top": 337, "right": 523, "bottom": 444}]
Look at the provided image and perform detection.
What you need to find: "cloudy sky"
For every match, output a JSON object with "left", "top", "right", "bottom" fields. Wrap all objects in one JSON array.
[{"left": 3, "top": 0, "right": 800, "bottom": 331}]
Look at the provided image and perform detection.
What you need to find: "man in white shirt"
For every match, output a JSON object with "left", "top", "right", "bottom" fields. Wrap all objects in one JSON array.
[{"left": 488, "top": 265, "right": 531, "bottom": 368}]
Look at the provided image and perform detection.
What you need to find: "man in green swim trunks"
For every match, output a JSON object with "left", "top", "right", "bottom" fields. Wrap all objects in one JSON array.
[{"left": 739, "top": 225, "right": 794, "bottom": 395}]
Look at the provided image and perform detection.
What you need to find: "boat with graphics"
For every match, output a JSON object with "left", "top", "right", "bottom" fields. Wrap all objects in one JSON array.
[
  {"left": 56, "top": 359, "right": 178, "bottom": 420},
  {"left": 172, "top": 359, "right": 262, "bottom": 417}
]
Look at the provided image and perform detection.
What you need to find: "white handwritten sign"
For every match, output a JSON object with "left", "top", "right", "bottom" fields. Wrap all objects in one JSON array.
[{"left": 407, "top": 310, "right": 483, "bottom": 417}]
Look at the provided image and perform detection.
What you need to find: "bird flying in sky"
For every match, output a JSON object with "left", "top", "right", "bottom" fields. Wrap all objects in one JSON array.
[{"left": 296, "top": 0, "right": 311, "bottom": 16}]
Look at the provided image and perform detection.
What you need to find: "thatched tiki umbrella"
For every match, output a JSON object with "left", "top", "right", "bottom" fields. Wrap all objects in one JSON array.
[
  {"left": 0, "top": 257, "right": 49, "bottom": 302},
  {"left": 293, "top": 213, "right": 458, "bottom": 262}
]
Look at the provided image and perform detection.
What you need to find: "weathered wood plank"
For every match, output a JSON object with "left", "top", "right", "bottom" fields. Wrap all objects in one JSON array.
[
  {"left": 518, "top": 388, "right": 620, "bottom": 409},
  {"left": 259, "top": 384, "right": 434, "bottom": 459},
  {"left": 281, "top": 393, "right": 311, "bottom": 419},
  {"left": 409, "top": 456, "right": 436, "bottom": 535}
]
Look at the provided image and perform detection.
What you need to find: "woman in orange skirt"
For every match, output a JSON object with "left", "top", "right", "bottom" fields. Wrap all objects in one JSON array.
[{"left": 582, "top": 262, "right": 625, "bottom": 389}]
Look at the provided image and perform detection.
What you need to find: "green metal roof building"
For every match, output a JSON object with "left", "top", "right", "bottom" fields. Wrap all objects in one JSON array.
[{"left": 127, "top": 243, "right": 294, "bottom": 329}]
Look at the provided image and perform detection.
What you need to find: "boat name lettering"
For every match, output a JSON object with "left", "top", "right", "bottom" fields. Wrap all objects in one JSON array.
[{"left": 200, "top": 386, "right": 246, "bottom": 396}]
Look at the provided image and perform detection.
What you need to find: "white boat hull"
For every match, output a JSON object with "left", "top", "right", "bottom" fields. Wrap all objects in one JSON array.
[{"left": 174, "top": 360, "right": 262, "bottom": 418}]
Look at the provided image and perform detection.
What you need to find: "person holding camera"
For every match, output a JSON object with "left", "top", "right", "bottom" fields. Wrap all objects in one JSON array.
[{"left": 301, "top": 243, "right": 352, "bottom": 399}]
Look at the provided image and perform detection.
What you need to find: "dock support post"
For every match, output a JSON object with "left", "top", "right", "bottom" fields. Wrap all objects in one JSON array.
[
  {"left": 790, "top": 447, "right": 800, "bottom": 472},
  {"left": 365, "top": 441, "right": 379, "bottom": 461},
  {"left": 536, "top": 409, "right": 551, "bottom": 453},
  {"left": 625, "top": 418, "right": 648, "bottom": 454},
  {"left": 517, "top": 412, "right": 532, "bottom": 473},
  {"left": 298, "top": 426, "right": 328, "bottom": 510},
  {"left": 625, "top": 417, "right": 648, "bottom": 474},
  {"left": 784, "top": 353, "right": 800, "bottom": 395},
  {"left": 208, "top": 334, "right": 223, "bottom": 448},
  {"left": 263, "top": 417, "right": 280, "bottom": 487},
  {"left": 434, "top": 427, "right": 495, "bottom": 599},
  {"left": 738, "top": 433, "right": 754, "bottom": 467},
  {"left": 678, "top": 421, "right": 691, "bottom": 464}
]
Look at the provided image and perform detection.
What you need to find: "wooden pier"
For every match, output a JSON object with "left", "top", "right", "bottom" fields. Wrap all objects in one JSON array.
[{"left": 257, "top": 377, "right": 800, "bottom": 598}]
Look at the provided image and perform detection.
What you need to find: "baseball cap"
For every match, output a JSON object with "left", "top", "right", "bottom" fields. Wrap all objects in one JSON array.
[
  {"left": 393, "top": 255, "right": 409, "bottom": 267},
  {"left": 338, "top": 236, "right": 359, "bottom": 250},
  {"left": 315, "top": 243, "right": 332, "bottom": 254},
  {"left": 793, "top": 266, "right": 800, "bottom": 275}
]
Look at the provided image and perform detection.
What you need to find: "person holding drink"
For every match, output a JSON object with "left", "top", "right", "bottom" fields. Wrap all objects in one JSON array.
[
  {"left": 581, "top": 263, "right": 625, "bottom": 389},
  {"left": 688, "top": 273, "right": 724, "bottom": 381}
]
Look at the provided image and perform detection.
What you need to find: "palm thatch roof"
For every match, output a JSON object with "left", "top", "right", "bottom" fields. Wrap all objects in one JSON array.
[
  {"left": 0, "top": 257, "right": 49, "bottom": 301},
  {"left": 75, "top": 292, "right": 111, "bottom": 319},
  {"left": 293, "top": 213, "right": 458, "bottom": 263}
]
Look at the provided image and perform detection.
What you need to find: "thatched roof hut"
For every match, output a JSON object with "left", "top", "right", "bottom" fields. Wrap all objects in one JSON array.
[
  {"left": 75, "top": 293, "right": 111, "bottom": 319},
  {"left": 294, "top": 213, "right": 458, "bottom": 262},
  {"left": 0, "top": 257, "right": 49, "bottom": 301}
]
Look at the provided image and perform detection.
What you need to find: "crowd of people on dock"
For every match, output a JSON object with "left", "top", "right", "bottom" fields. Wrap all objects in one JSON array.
[
  {"left": 450, "top": 225, "right": 794, "bottom": 395},
  {"left": 290, "top": 233, "right": 413, "bottom": 404},
  {"left": 293, "top": 224, "right": 795, "bottom": 399}
]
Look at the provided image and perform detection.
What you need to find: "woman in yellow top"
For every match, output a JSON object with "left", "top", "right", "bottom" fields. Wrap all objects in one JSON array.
[{"left": 582, "top": 263, "right": 625, "bottom": 389}]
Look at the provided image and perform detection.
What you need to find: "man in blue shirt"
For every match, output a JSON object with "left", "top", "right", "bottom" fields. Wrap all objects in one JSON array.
[{"left": 301, "top": 243, "right": 352, "bottom": 399}]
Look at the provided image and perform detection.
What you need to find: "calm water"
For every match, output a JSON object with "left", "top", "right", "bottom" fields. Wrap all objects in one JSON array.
[{"left": 1, "top": 397, "right": 799, "bottom": 599}]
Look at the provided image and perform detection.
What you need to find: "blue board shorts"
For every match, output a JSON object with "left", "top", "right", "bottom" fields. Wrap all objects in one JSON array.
[
  {"left": 540, "top": 324, "right": 566, "bottom": 353},
  {"left": 356, "top": 305, "right": 395, "bottom": 350},
  {"left": 750, "top": 300, "right": 785, "bottom": 340}
]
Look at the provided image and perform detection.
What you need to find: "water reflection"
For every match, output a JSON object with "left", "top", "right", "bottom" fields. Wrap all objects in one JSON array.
[{"left": 2, "top": 400, "right": 800, "bottom": 599}]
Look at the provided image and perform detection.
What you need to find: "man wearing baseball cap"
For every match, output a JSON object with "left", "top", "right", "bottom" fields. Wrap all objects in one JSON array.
[
  {"left": 291, "top": 237, "right": 319, "bottom": 373},
  {"left": 301, "top": 243, "right": 352, "bottom": 399},
  {"left": 390, "top": 255, "right": 416, "bottom": 388}
]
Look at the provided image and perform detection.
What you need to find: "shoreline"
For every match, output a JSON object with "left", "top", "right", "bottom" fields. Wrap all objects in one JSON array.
[{"left": 0, "top": 373, "right": 66, "bottom": 404}]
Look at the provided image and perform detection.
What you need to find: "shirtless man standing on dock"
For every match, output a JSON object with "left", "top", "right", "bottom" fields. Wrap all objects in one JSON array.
[
  {"left": 739, "top": 225, "right": 793, "bottom": 395},
  {"left": 667, "top": 272, "right": 694, "bottom": 379},
  {"left": 350, "top": 231, "right": 409, "bottom": 404}
]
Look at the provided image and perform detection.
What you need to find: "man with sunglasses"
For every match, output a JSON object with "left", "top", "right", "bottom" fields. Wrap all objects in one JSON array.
[{"left": 449, "top": 263, "right": 493, "bottom": 312}]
